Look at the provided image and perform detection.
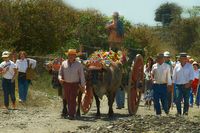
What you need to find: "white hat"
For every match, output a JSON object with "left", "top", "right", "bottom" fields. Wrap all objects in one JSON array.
[
  {"left": 192, "top": 61, "right": 198, "bottom": 65},
  {"left": 2, "top": 51, "right": 10, "bottom": 58},
  {"left": 163, "top": 51, "right": 171, "bottom": 57}
]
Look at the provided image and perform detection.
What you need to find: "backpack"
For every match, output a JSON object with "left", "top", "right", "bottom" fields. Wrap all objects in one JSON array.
[
  {"left": 26, "top": 59, "right": 36, "bottom": 80},
  {"left": 116, "top": 20, "right": 124, "bottom": 37}
]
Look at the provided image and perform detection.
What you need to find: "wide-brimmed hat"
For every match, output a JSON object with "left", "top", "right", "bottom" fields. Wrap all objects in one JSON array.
[
  {"left": 65, "top": 49, "right": 77, "bottom": 55},
  {"left": 156, "top": 53, "right": 164, "bottom": 58},
  {"left": 163, "top": 51, "right": 171, "bottom": 57},
  {"left": 178, "top": 52, "right": 188, "bottom": 58},
  {"left": 192, "top": 61, "right": 198, "bottom": 66},
  {"left": 2, "top": 51, "right": 10, "bottom": 58}
]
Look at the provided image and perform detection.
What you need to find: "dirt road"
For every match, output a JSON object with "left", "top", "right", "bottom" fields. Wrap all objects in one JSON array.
[{"left": 0, "top": 89, "right": 200, "bottom": 133}]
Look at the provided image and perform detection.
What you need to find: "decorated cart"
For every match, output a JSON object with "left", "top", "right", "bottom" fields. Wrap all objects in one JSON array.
[{"left": 80, "top": 48, "right": 144, "bottom": 116}]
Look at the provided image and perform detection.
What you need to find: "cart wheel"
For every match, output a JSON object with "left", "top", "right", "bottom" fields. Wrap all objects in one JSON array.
[
  {"left": 128, "top": 54, "right": 144, "bottom": 115},
  {"left": 81, "top": 84, "right": 93, "bottom": 114}
]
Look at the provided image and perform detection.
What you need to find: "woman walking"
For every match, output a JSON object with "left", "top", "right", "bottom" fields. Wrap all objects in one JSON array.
[
  {"left": 144, "top": 57, "right": 154, "bottom": 108},
  {"left": 16, "top": 51, "right": 36, "bottom": 102}
]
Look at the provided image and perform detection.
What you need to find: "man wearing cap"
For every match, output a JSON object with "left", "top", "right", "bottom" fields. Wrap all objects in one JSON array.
[
  {"left": 0, "top": 51, "right": 17, "bottom": 109},
  {"left": 151, "top": 53, "right": 172, "bottom": 116},
  {"left": 58, "top": 49, "right": 86, "bottom": 120},
  {"left": 163, "top": 51, "right": 174, "bottom": 111},
  {"left": 173, "top": 53, "right": 194, "bottom": 115}
]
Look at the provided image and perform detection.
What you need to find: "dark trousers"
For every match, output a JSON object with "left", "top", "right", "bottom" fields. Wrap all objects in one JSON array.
[
  {"left": 153, "top": 84, "right": 168, "bottom": 115},
  {"left": 2, "top": 78, "right": 16, "bottom": 107},
  {"left": 196, "top": 86, "right": 200, "bottom": 106},
  {"left": 18, "top": 77, "right": 29, "bottom": 101},
  {"left": 167, "top": 91, "right": 172, "bottom": 110},
  {"left": 63, "top": 82, "right": 79, "bottom": 117},
  {"left": 175, "top": 85, "right": 190, "bottom": 114}
]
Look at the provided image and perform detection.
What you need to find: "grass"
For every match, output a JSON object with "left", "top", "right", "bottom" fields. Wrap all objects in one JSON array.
[
  {"left": 0, "top": 72, "right": 58, "bottom": 107},
  {"left": 31, "top": 71, "right": 58, "bottom": 98}
]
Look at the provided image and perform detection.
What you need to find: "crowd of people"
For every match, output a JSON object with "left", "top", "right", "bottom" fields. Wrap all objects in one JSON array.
[{"left": 144, "top": 51, "right": 200, "bottom": 116}]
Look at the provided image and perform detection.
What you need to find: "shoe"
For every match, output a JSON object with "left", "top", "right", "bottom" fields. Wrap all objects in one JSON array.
[
  {"left": 156, "top": 114, "right": 161, "bottom": 118},
  {"left": 116, "top": 107, "right": 122, "bottom": 109},
  {"left": 183, "top": 112, "right": 188, "bottom": 116},
  {"left": 12, "top": 103, "right": 16, "bottom": 110},
  {"left": 19, "top": 99, "right": 24, "bottom": 103},
  {"left": 3, "top": 106, "right": 9, "bottom": 110},
  {"left": 176, "top": 113, "right": 181, "bottom": 117},
  {"left": 61, "top": 108, "right": 68, "bottom": 118},
  {"left": 68, "top": 116, "right": 75, "bottom": 120}
]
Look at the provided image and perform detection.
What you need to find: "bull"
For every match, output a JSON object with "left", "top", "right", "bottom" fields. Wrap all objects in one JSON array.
[{"left": 81, "top": 62, "right": 123, "bottom": 118}]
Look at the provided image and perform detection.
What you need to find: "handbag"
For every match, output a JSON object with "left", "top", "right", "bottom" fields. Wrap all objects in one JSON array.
[{"left": 26, "top": 59, "right": 36, "bottom": 80}]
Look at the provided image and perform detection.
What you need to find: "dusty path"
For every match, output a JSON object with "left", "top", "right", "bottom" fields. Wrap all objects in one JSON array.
[{"left": 0, "top": 89, "right": 200, "bottom": 133}]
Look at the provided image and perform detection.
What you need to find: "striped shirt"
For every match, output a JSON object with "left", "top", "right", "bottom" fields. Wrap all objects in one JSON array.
[{"left": 58, "top": 60, "right": 85, "bottom": 87}]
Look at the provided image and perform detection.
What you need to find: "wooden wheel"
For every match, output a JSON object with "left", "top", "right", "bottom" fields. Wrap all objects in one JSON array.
[
  {"left": 81, "top": 82, "right": 93, "bottom": 114},
  {"left": 128, "top": 54, "right": 144, "bottom": 115}
]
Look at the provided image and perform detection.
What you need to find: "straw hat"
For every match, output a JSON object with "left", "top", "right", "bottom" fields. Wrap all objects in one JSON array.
[
  {"left": 2, "top": 51, "right": 10, "bottom": 58},
  {"left": 65, "top": 49, "right": 77, "bottom": 55}
]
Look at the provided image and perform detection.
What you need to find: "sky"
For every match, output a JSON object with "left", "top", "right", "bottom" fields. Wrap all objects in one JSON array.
[{"left": 64, "top": 0, "right": 199, "bottom": 26}]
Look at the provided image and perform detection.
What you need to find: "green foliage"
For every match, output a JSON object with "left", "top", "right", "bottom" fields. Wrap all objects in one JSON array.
[
  {"left": 185, "top": 6, "right": 200, "bottom": 17},
  {"left": 0, "top": 0, "right": 78, "bottom": 55},
  {"left": 169, "top": 18, "right": 199, "bottom": 52},
  {"left": 155, "top": 2, "right": 182, "bottom": 26},
  {"left": 1, "top": 0, "right": 199, "bottom": 61}
]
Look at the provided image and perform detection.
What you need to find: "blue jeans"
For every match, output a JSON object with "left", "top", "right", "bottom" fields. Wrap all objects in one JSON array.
[
  {"left": 175, "top": 85, "right": 190, "bottom": 114},
  {"left": 2, "top": 78, "right": 16, "bottom": 107},
  {"left": 115, "top": 88, "right": 125, "bottom": 108},
  {"left": 153, "top": 84, "right": 168, "bottom": 115},
  {"left": 18, "top": 77, "right": 29, "bottom": 101},
  {"left": 189, "top": 89, "right": 194, "bottom": 106},
  {"left": 196, "top": 86, "right": 200, "bottom": 106},
  {"left": 173, "top": 84, "right": 176, "bottom": 103}
]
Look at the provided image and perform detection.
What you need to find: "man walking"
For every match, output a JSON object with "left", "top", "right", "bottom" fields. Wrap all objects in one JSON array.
[
  {"left": 173, "top": 53, "right": 194, "bottom": 116},
  {"left": 58, "top": 49, "right": 86, "bottom": 120},
  {"left": 163, "top": 51, "right": 174, "bottom": 111},
  {"left": 151, "top": 53, "right": 172, "bottom": 116}
]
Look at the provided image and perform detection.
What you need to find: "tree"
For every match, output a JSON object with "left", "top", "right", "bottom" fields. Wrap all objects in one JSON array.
[
  {"left": 186, "top": 6, "right": 200, "bottom": 17},
  {"left": 155, "top": 2, "right": 182, "bottom": 26}
]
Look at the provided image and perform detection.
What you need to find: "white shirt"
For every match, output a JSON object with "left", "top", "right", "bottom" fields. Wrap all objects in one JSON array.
[
  {"left": 151, "top": 63, "right": 172, "bottom": 85},
  {"left": 193, "top": 69, "right": 199, "bottom": 79},
  {"left": 16, "top": 58, "right": 37, "bottom": 73},
  {"left": 144, "top": 65, "right": 151, "bottom": 80},
  {"left": 0, "top": 60, "right": 16, "bottom": 79},
  {"left": 173, "top": 63, "right": 194, "bottom": 85}
]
